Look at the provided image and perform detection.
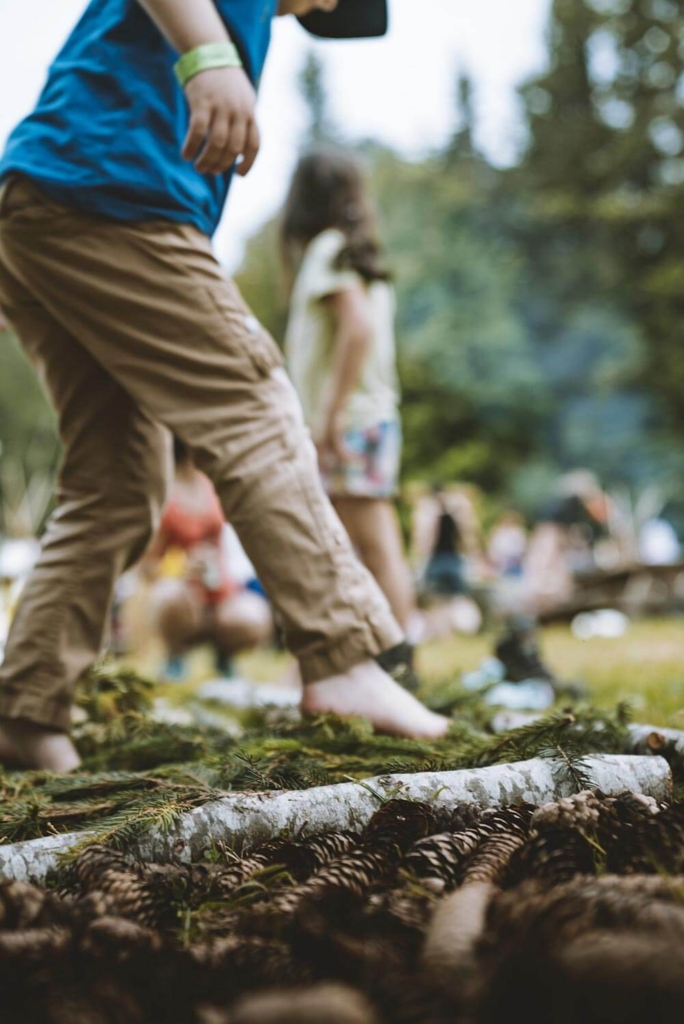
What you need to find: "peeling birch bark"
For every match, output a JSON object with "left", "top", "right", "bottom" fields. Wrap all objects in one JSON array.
[{"left": 0, "top": 754, "right": 671, "bottom": 885}]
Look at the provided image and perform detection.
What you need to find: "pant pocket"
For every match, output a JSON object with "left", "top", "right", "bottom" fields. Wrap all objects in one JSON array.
[{"left": 204, "top": 279, "right": 283, "bottom": 381}]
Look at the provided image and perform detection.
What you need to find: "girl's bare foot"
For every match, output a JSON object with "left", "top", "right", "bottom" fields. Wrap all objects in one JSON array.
[
  {"left": 301, "top": 659, "right": 450, "bottom": 741},
  {"left": 0, "top": 719, "right": 81, "bottom": 773}
]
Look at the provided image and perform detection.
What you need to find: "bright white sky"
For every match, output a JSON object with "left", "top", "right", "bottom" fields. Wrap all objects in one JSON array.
[{"left": 0, "top": 0, "right": 551, "bottom": 268}]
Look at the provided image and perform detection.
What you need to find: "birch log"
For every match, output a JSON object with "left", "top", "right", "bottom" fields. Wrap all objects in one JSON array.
[
  {"left": 629, "top": 724, "right": 684, "bottom": 767},
  {"left": 0, "top": 754, "right": 671, "bottom": 884}
]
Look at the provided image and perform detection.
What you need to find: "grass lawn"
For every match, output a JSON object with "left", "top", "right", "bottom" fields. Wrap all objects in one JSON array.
[
  {"left": 416, "top": 617, "right": 684, "bottom": 728},
  {"left": 172, "top": 617, "right": 684, "bottom": 729}
]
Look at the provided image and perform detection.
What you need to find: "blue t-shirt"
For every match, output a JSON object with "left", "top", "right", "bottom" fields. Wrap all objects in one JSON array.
[{"left": 0, "top": 0, "right": 278, "bottom": 236}]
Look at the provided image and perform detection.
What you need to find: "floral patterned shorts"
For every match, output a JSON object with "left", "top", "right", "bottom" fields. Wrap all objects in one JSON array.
[{"left": 323, "top": 420, "right": 401, "bottom": 500}]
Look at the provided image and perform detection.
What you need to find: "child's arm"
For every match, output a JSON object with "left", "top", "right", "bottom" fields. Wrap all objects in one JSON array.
[
  {"left": 318, "top": 285, "right": 373, "bottom": 460},
  {"left": 137, "top": 523, "right": 172, "bottom": 582},
  {"left": 136, "top": 0, "right": 260, "bottom": 176}
]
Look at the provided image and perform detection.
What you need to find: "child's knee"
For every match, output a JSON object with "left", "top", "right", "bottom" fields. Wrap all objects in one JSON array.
[
  {"left": 153, "top": 580, "right": 201, "bottom": 640},
  {"left": 216, "top": 592, "right": 272, "bottom": 651}
]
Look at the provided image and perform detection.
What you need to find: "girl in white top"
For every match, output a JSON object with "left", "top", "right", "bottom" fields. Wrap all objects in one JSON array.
[{"left": 282, "top": 148, "right": 415, "bottom": 631}]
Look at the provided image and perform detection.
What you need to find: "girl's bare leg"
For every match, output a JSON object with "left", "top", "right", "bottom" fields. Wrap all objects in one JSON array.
[{"left": 332, "top": 497, "right": 415, "bottom": 630}]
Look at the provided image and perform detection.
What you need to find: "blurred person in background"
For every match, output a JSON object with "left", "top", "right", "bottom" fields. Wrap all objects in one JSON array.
[
  {"left": 523, "top": 470, "right": 610, "bottom": 615},
  {"left": 420, "top": 484, "right": 466, "bottom": 598},
  {"left": 487, "top": 475, "right": 611, "bottom": 693},
  {"left": 488, "top": 510, "right": 528, "bottom": 579},
  {"left": 282, "top": 148, "right": 420, "bottom": 649},
  {"left": 411, "top": 483, "right": 484, "bottom": 638},
  {"left": 142, "top": 439, "right": 272, "bottom": 680}
]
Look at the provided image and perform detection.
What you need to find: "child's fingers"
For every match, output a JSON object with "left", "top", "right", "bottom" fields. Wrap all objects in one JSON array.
[
  {"left": 182, "top": 103, "right": 211, "bottom": 162},
  {"left": 196, "top": 111, "right": 231, "bottom": 175},
  {"left": 220, "top": 117, "right": 248, "bottom": 175},
  {"left": 237, "top": 120, "right": 260, "bottom": 177},
  {"left": 182, "top": 69, "right": 258, "bottom": 174},
  {"left": 333, "top": 435, "right": 349, "bottom": 463}
]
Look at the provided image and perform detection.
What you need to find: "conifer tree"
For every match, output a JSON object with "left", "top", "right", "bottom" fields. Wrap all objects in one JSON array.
[
  {"left": 299, "top": 51, "right": 336, "bottom": 145},
  {"left": 520, "top": 0, "right": 684, "bottom": 430}
]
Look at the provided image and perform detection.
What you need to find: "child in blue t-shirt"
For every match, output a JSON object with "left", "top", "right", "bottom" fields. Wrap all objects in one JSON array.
[{"left": 0, "top": 0, "right": 449, "bottom": 772}]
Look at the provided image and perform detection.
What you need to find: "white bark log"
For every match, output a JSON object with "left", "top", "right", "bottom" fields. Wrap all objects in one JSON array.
[
  {"left": 0, "top": 754, "right": 671, "bottom": 885},
  {"left": 629, "top": 724, "right": 684, "bottom": 764}
]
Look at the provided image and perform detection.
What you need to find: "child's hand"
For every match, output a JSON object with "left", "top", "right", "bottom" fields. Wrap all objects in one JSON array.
[
  {"left": 317, "top": 410, "right": 348, "bottom": 466},
  {"left": 182, "top": 66, "right": 260, "bottom": 177}
]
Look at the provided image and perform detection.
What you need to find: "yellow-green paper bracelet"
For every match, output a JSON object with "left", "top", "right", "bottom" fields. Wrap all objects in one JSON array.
[{"left": 174, "top": 42, "right": 243, "bottom": 88}]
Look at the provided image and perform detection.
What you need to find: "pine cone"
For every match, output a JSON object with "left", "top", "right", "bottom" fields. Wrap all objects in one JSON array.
[
  {"left": 70, "top": 844, "right": 131, "bottom": 891},
  {"left": 80, "top": 915, "right": 165, "bottom": 960},
  {"left": 208, "top": 832, "right": 360, "bottom": 902},
  {"left": 506, "top": 825, "right": 597, "bottom": 886},
  {"left": 301, "top": 830, "right": 359, "bottom": 870},
  {"left": 228, "top": 983, "right": 378, "bottom": 1024},
  {"left": 479, "top": 805, "right": 533, "bottom": 832},
  {"left": 197, "top": 933, "right": 314, "bottom": 989},
  {"left": 0, "top": 926, "right": 72, "bottom": 963},
  {"left": 461, "top": 829, "right": 527, "bottom": 886},
  {"left": 94, "top": 869, "right": 165, "bottom": 927},
  {"left": 292, "top": 849, "right": 392, "bottom": 910},
  {"left": 484, "top": 874, "right": 684, "bottom": 953},
  {"left": 477, "top": 903, "right": 684, "bottom": 1024},
  {"left": 369, "top": 887, "right": 437, "bottom": 938},
  {"left": 362, "top": 800, "right": 437, "bottom": 852},
  {"left": 603, "top": 802, "right": 684, "bottom": 875},
  {"left": 532, "top": 791, "right": 603, "bottom": 832},
  {"left": 403, "top": 829, "right": 484, "bottom": 889},
  {"left": 0, "top": 880, "right": 67, "bottom": 931}
]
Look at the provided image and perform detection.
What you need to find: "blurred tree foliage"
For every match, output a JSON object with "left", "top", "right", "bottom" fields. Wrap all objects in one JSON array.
[
  {"left": 3, "top": 1, "right": 684, "bottom": 535},
  {"left": 238, "top": 2, "right": 684, "bottom": 523},
  {"left": 0, "top": 331, "right": 59, "bottom": 535},
  {"left": 514, "top": 0, "right": 684, "bottom": 512}
]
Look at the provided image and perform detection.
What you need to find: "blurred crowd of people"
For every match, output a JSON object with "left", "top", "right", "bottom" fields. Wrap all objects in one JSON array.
[
  {"left": 2, "top": 456, "right": 682, "bottom": 684},
  {"left": 2, "top": 451, "right": 682, "bottom": 685},
  {"left": 413, "top": 470, "right": 681, "bottom": 623}
]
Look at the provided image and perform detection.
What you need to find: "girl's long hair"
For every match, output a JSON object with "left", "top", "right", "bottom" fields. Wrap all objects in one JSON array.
[{"left": 281, "top": 147, "right": 391, "bottom": 286}]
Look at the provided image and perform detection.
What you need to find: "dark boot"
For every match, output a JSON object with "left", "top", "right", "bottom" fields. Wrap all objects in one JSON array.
[
  {"left": 495, "top": 617, "right": 556, "bottom": 684},
  {"left": 375, "top": 641, "right": 420, "bottom": 693}
]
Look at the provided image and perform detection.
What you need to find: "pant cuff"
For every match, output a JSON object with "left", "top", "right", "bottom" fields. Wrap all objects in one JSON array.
[
  {"left": 298, "top": 617, "right": 404, "bottom": 685},
  {"left": 0, "top": 680, "right": 72, "bottom": 732}
]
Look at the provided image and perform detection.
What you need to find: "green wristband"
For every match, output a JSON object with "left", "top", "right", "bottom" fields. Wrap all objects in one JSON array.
[{"left": 174, "top": 41, "right": 243, "bottom": 88}]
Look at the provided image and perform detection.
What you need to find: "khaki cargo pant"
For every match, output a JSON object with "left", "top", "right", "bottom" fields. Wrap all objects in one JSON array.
[{"left": 0, "top": 177, "right": 402, "bottom": 732}]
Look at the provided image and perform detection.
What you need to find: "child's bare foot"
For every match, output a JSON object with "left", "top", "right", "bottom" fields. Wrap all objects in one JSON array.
[
  {"left": 301, "top": 659, "right": 450, "bottom": 741},
  {"left": 0, "top": 718, "right": 81, "bottom": 773}
]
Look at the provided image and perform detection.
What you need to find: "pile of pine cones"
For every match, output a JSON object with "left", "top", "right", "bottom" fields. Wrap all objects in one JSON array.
[{"left": 3, "top": 790, "right": 684, "bottom": 1024}]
